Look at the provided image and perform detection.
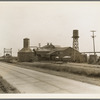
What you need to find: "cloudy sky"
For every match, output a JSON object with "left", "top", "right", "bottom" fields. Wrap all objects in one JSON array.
[{"left": 0, "top": 1, "right": 100, "bottom": 56}]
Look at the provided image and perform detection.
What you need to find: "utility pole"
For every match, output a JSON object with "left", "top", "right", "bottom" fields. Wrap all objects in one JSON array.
[{"left": 91, "top": 30, "right": 96, "bottom": 55}]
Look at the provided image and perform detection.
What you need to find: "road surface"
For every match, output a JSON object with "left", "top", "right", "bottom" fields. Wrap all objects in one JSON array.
[{"left": 0, "top": 62, "right": 100, "bottom": 93}]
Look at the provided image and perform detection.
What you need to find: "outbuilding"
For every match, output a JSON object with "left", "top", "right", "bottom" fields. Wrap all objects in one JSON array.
[{"left": 18, "top": 38, "right": 33, "bottom": 62}]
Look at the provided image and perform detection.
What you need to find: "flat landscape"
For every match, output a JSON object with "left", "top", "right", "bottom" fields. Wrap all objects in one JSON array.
[
  {"left": 0, "top": 61, "right": 100, "bottom": 93},
  {"left": 14, "top": 61, "right": 100, "bottom": 86}
]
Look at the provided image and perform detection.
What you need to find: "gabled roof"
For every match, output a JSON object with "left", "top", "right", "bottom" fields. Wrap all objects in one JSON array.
[
  {"left": 47, "top": 50, "right": 56, "bottom": 55},
  {"left": 47, "top": 47, "right": 71, "bottom": 55},
  {"left": 36, "top": 48, "right": 50, "bottom": 52},
  {"left": 55, "top": 47, "right": 70, "bottom": 51},
  {"left": 41, "top": 44, "right": 55, "bottom": 50}
]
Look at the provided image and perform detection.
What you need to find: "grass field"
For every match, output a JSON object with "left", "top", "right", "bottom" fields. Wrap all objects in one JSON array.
[{"left": 16, "top": 61, "right": 100, "bottom": 77}]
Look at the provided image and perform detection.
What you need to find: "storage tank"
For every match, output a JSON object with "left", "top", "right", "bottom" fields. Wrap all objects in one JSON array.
[
  {"left": 24, "top": 38, "right": 29, "bottom": 48},
  {"left": 73, "top": 30, "right": 79, "bottom": 38}
]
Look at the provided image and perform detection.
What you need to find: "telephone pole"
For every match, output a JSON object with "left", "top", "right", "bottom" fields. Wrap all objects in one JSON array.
[{"left": 91, "top": 30, "right": 96, "bottom": 55}]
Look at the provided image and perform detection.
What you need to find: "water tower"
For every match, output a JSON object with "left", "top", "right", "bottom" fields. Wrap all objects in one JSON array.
[{"left": 72, "top": 30, "right": 79, "bottom": 51}]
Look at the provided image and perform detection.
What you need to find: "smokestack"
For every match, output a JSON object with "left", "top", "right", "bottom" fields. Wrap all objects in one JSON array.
[{"left": 23, "top": 38, "right": 30, "bottom": 48}]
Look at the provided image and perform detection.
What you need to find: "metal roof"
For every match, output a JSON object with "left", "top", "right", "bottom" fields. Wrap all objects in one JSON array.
[{"left": 47, "top": 47, "right": 70, "bottom": 55}]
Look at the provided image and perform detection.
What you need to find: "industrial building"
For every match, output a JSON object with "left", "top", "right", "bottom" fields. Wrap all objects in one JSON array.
[
  {"left": 17, "top": 29, "right": 87, "bottom": 63},
  {"left": 35, "top": 30, "right": 87, "bottom": 62},
  {"left": 36, "top": 43, "right": 87, "bottom": 62},
  {"left": 18, "top": 38, "right": 33, "bottom": 62}
]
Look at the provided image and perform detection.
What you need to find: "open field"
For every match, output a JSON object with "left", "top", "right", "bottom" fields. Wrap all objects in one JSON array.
[
  {"left": 10, "top": 61, "right": 100, "bottom": 86},
  {"left": 16, "top": 62, "right": 100, "bottom": 77}
]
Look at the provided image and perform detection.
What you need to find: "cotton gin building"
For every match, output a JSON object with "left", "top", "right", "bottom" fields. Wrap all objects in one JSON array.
[{"left": 18, "top": 38, "right": 33, "bottom": 62}]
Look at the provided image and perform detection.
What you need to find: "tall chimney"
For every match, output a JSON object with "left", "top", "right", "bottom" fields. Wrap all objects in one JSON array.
[{"left": 23, "top": 38, "right": 30, "bottom": 48}]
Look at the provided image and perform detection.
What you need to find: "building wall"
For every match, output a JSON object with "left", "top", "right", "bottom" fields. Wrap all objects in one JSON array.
[
  {"left": 18, "top": 52, "right": 33, "bottom": 62},
  {"left": 88, "top": 55, "right": 97, "bottom": 64},
  {"left": 50, "top": 48, "right": 87, "bottom": 62},
  {"left": 63, "top": 48, "right": 81, "bottom": 62},
  {"left": 35, "top": 47, "right": 87, "bottom": 63},
  {"left": 80, "top": 54, "right": 87, "bottom": 63}
]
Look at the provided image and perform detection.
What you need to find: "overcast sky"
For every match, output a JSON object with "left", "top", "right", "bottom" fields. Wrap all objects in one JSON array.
[{"left": 0, "top": 1, "right": 100, "bottom": 56}]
